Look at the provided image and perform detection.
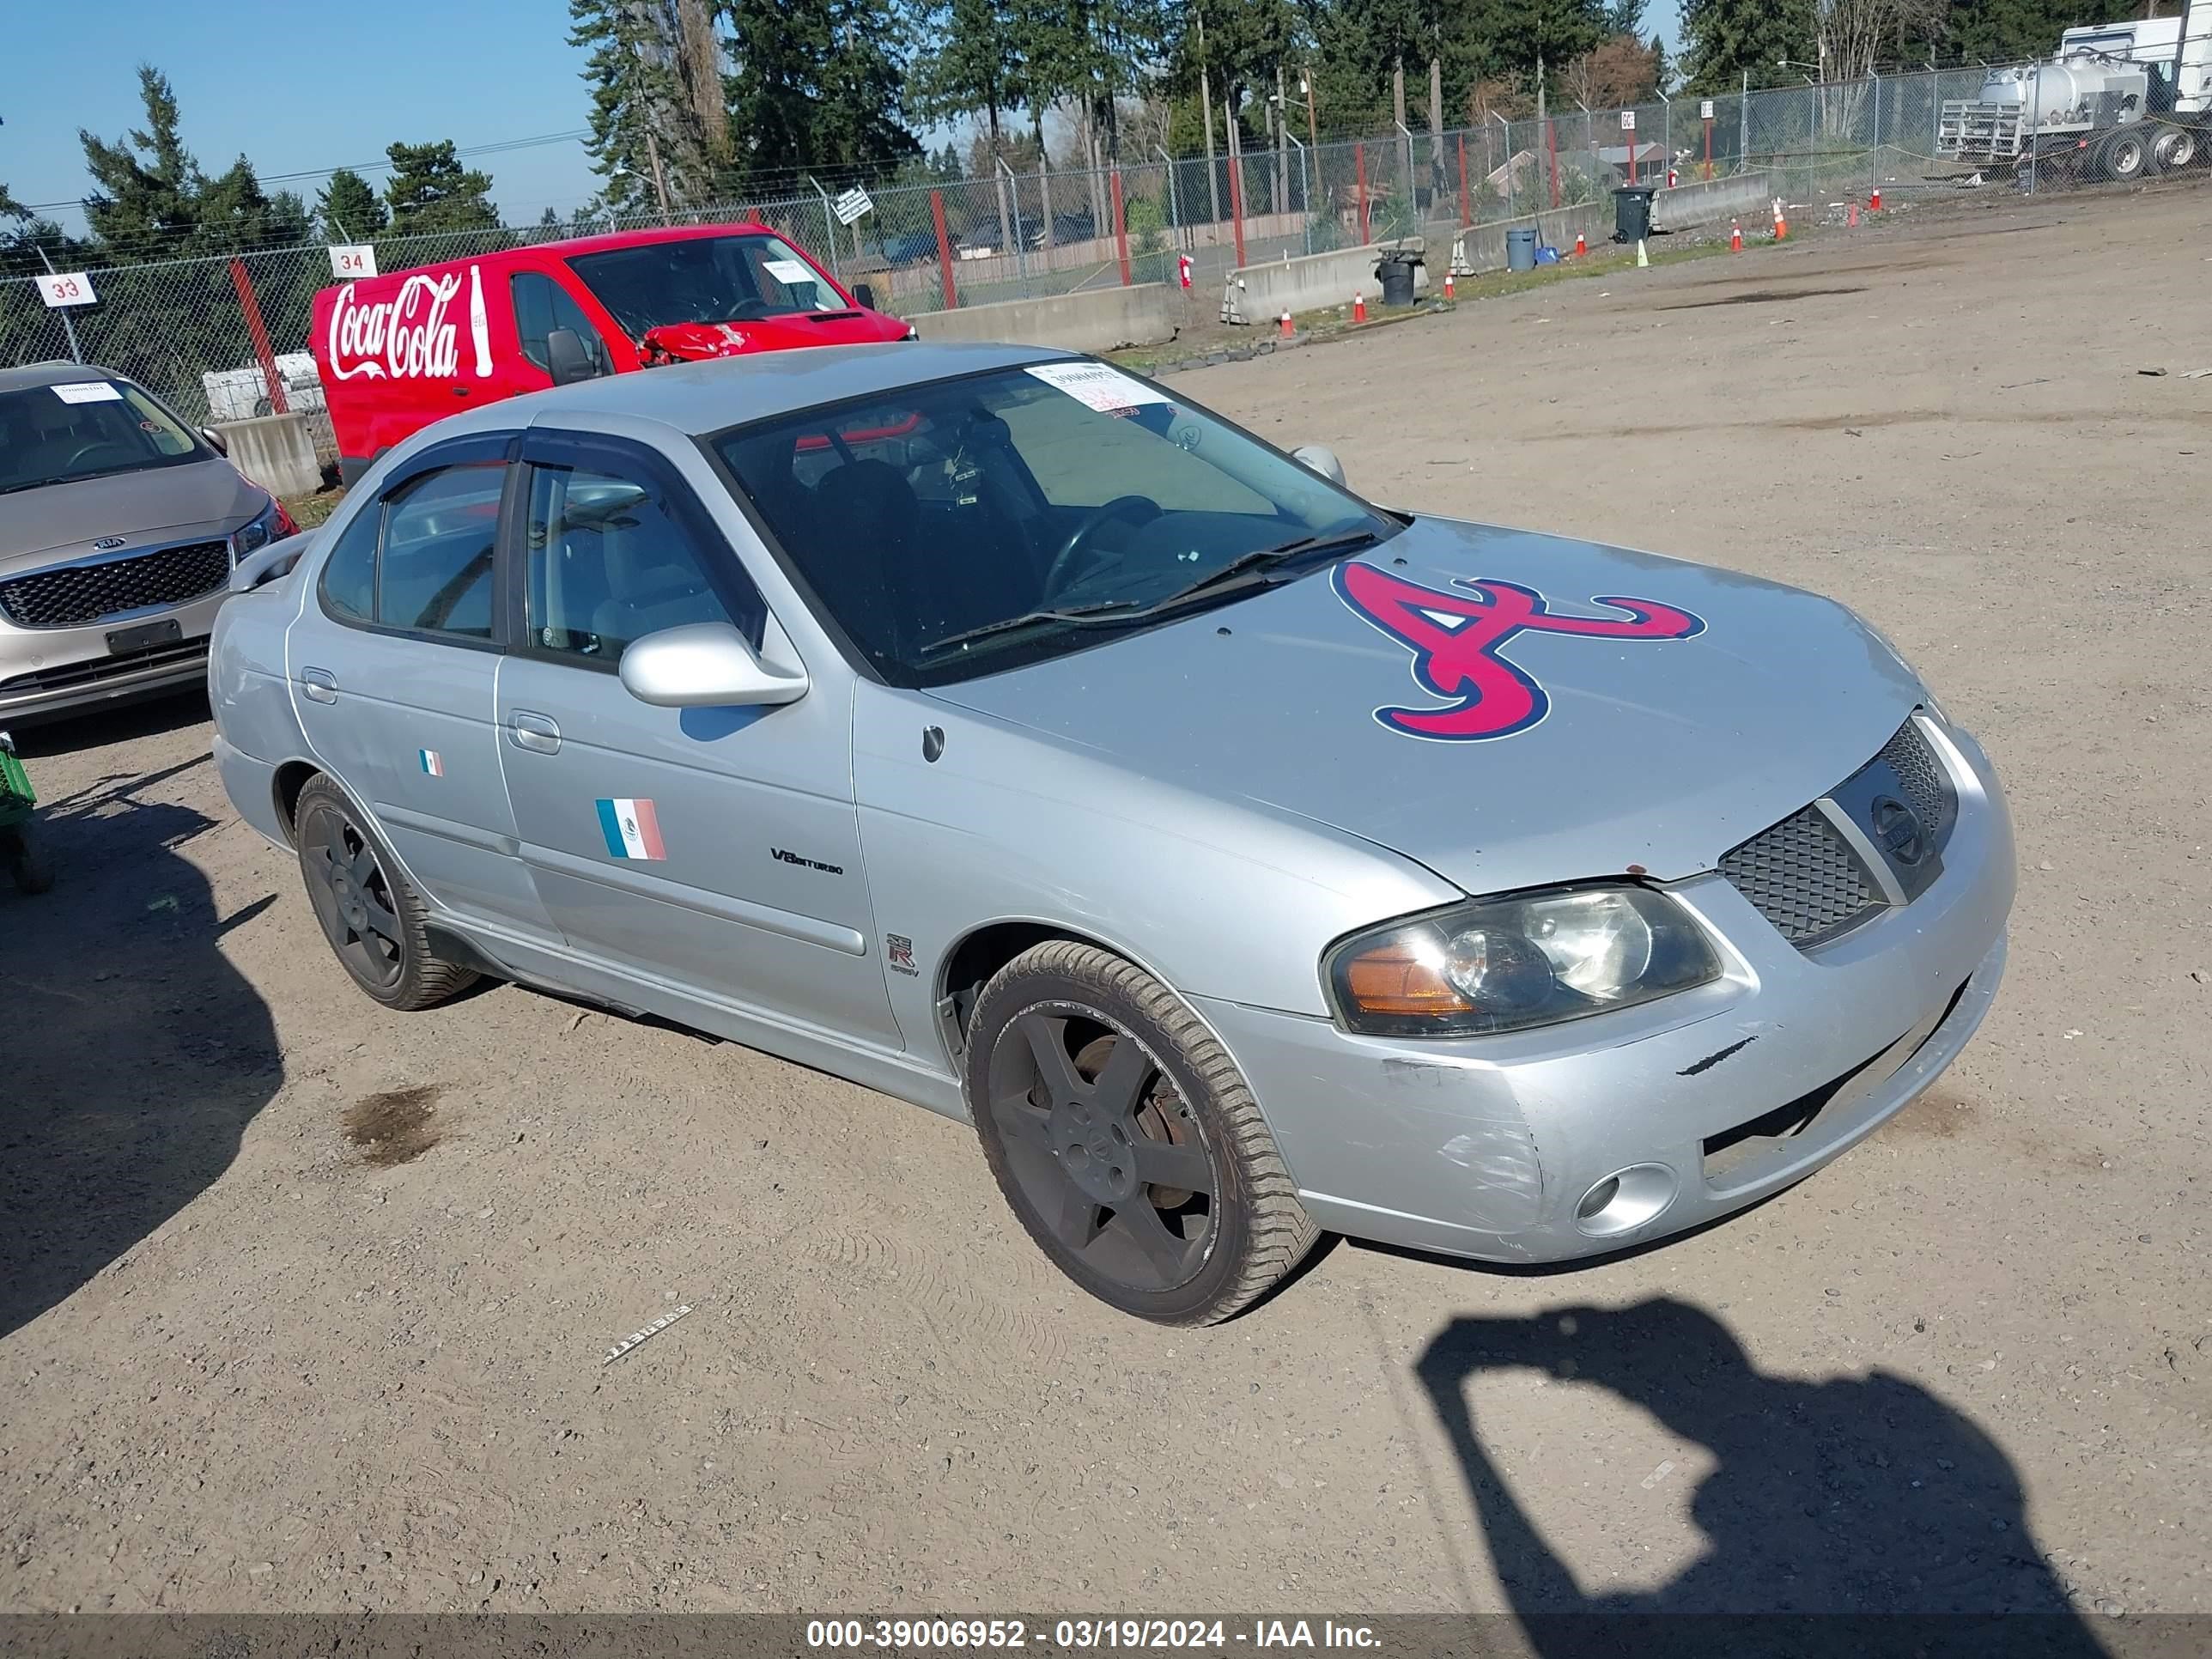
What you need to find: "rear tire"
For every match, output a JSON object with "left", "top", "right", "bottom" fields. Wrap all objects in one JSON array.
[
  {"left": 2098, "top": 128, "right": 2152, "bottom": 183},
  {"left": 5, "top": 823, "right": 53, "bottom": 895},
  {"left": 965, "top": 940, "right": 1321, "bottom": 1325},
  {"left": 294, "top": 775, "right": 477, "bottom": 1010},
  {"left": 2151, "top": 125, "right": 2198, "bottom": 171}
]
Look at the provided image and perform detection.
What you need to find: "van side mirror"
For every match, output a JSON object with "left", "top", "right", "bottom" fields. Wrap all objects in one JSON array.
[
  {"left": 1291, "top": 444, "right": 1346, "bottom": 486},
  {"left": 850, "top": 281, "right": 878, "bottom": 310},
  {"left": 545, "top": 327, "right": 600, "bottom": 386},
  {"left": 201, "top": 426, "right": 229, "bottom": 455},
  {"left": 619, "top": 623, "right": 809, "bottom": 709}
]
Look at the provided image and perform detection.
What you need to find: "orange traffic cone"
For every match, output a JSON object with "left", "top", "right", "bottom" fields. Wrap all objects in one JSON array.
[
  {"left": 1279, "top": 311, "right": 1293, "bottom": 339},
  {"left": 1870, "top": 187, "right": 1883, "bottom": 211},
  {"left": 1573, "top": 231, "right": 1587, "bottom": 258},
  {"left": 1443, "top": 270, "right": 1455, "bottom": 299},
  {"left": 1352, "top": 290, "right": 1366, "bottom": 323},
  {"left": 1773, "top": 206, "right": 1789, "bottom": 241},
  {"left": 1730, "top": 220, "right": 1742, "bottom": 252}
]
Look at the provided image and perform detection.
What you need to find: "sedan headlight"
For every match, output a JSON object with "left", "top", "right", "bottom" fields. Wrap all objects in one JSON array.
[
  {"left": 233, "top": 494, "right": 299, "bottom": 557},
  {"left": 1325, "top": 884, "right": 1721, "bottom": 1037}
]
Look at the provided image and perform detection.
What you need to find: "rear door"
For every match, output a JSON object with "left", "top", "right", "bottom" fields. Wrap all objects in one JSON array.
[
  {"left": 288, "top": 434, "right": 558, "bottom": 944},
  {"left": 491, "top": 428, "right": 900, "bottom": 1044}
]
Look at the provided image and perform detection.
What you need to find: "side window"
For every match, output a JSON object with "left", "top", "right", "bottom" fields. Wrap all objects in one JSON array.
[
  {"left": 512, "top": 272, "right": 609, "bottom": 375},
  {"left": 377, "top": 465, "right": 504, "bottom": 640},
  {"left": 318, "top": 498, "right": 381, "bottom": 623},
  {"left": 524, "top": 463, "right": 764, "bottom": 665}
]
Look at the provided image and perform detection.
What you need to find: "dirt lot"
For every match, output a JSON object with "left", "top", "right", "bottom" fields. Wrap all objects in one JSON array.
[{"left": 4, "top": 181, "right": 2208, "bottom": 1625}]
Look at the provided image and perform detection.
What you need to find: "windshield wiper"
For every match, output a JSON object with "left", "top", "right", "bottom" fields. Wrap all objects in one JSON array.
[
  {"left": 1139, "top": 527, "right": 1382, "bottom": 611},
  {"left": 926, "top": 599, "right": 1148, "bottom": 655}
]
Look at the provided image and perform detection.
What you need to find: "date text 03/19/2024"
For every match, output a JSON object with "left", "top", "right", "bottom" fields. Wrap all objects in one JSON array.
[{"left": 804, "top": 1620, "right": 1381, "bottom": 1650}]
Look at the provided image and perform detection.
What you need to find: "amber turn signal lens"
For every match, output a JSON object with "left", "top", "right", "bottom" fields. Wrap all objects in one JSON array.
[{"left": 1340, "top": 940, "right": 1474, "bottom": 1018}]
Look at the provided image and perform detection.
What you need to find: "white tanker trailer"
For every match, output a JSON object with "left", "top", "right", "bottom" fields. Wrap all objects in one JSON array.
[{"left": 1940, "top": 0, "right": 2212, "bottom": 180}]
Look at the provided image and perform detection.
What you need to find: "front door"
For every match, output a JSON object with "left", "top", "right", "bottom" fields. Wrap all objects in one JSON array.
[
  {"left": 289, "top": 434, "right": 558, "bottom": 944},
  {"left": 491, "top": 429, "right": 901, "bottom": 1046}
]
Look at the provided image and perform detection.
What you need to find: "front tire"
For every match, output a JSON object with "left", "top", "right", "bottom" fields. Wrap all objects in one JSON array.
[
  {"left": 2098, "top": 129, "right": 2152, "bottom": 182},
  {"left": 294, "top": 775, "right": 477, "bottom": 1010},
  {"left": 965, "top": 941, "right": 1320, "bottom": 1324}
]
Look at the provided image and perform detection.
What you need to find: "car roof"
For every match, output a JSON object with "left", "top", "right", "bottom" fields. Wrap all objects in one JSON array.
[
  {"left": 0, "top": 362, "right": 125, "bottom": 394},
  {"left": 438, "top": 341, "right": 1078, "bottom": 441}
]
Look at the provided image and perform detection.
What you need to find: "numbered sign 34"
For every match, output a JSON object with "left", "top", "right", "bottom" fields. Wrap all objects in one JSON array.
[
  {"left": 1620, "top": 110, "right": 1638, "bottom": 131},
  {"left": 328, "top": 244, "right": 379, "bottom": 280},
  {"left": 38, "top": 271, "right": 97, "bottom": 309}
]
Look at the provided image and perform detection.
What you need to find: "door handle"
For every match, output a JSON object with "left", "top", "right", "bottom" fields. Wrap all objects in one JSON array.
[
  {"left": 300, "top": 667, "right": 337, "bottom": 704},
  {"left": 508, "top": 710, "right": 562, "bottom": 754}
]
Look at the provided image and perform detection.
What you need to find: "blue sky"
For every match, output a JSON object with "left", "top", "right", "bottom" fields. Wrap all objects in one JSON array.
[{"left": 5, "top": 0, "right": 1686, "bottom": 235}]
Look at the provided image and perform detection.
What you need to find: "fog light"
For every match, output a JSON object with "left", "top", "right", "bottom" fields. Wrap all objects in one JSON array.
[{"left": 1574, "top": 1164, "right": 1678, "bottom": 1238}]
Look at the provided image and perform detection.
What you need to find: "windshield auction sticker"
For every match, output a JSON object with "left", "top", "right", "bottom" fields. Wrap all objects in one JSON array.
[
  {"left": 1024, "top": 361, "right": 1172, "bottom": 415},
  {"left": 52, "top": 382, "right": 124, "bottom": 404}
]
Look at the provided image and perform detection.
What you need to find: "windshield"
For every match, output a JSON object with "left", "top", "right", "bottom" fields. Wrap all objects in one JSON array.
[
  {"left": 567, "top": 234, "right": 849, "bottom": 338},
  {"left": 0, "top": 380, "right": 206, "bottom": 496},
  {"left": 714, "top": 361, "right": 1395, "bottom": 685}
]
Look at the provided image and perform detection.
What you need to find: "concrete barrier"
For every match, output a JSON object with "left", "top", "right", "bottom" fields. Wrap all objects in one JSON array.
[
  {"left": 1218, "top": 241, "right": 1431, "bottom": 326},
  {"left": 1440, "top": 171, "right": 1783, "bottom": 278},
  {"left": 905, "top": 284, "right": 1178, "bottom": 353},
  {"left": 212, "top": 412, "right": 319, "bottom": 499}
]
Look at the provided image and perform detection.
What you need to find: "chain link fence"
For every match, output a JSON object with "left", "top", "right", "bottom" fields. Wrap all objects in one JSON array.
[{"left": 12, "top": 61, "right": 2201, "bottom": 454}]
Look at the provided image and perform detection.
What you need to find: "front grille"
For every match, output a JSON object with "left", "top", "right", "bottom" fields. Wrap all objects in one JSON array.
[
  {"left": 1871, "top": 718, "right": 1956, "bottom": 851},
  {"left": 1717, "top": 807, "right": 1881, "bottom": 945},
  {"left": 0, "top": 539, "right": 231, "bottom": 629}
]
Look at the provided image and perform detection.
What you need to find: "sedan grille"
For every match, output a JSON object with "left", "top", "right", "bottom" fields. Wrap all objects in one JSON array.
[
  {"left": 1717, "top": 807, "right": 1881, "bottom": 945},
  {"left": 0, "top": 539, "right": 231, "bottom": 629},
  {"left": 1718, "top": 714, "right": 1958, "bottom": 950}
]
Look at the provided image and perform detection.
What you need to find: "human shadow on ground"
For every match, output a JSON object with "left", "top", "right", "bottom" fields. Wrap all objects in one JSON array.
[
  {"left": 0, "top": 764, "right": 282, "bottom": 1338},
  {"left": 1415, "top": 1297, "right": 2109, "bottom": 1658}
]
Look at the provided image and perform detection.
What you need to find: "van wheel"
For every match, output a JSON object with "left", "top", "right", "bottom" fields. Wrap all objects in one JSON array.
[
  {"left": 965, "top": 941, "right": 1320, "bottom": 1325},
  {"left": 295, "top": 776, "right": 476, "bottom": 1010}
]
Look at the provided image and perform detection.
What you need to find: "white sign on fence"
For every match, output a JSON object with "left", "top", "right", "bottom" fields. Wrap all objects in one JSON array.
[
  {"left": 37, "top": 270, "right": 97, "bottom": 308},
  {"left": 833, "top": 187, "right": 874, "bottom": 226},
  {"left": 328, "top": 244, "right": 379, "bottom": 280},
  {"left": 1620, "top": 110, "right": 1637, "bottom": 131},
  {"left": 1700, "top": 100, "right": 1716, "bottom": 120}
]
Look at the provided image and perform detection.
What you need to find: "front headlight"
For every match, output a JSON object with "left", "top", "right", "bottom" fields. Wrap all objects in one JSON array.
[
  {"left": 233, "top": 494, "right": 298, "bottom": 557},
  {"left": 1325, "top": 884, "right": 1722, "bottom": 1037}
]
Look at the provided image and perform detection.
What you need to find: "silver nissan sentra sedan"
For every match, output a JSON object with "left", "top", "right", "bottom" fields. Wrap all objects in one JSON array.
[{"left": 209, "top": 342, "right": 2014, "bottom": 1324}]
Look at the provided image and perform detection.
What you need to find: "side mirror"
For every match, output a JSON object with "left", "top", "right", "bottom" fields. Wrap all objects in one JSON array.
[
  {"left": 1291, "top": 443, "right": 1347, "bottom": 486},
  {"left": 230, "top": 535, "right": 310, "bottom": 594},
  {"left": 850, "top": 281, "right": 878, "bottom": 310},
  {"left": 201, "top": 426, "right": 229, "bottom": 455},
  {"left": 619, "top": 622, "right": 809, "bottom": 709},
  {"left": 545, "top": 327, "right": 600, "bottom": 386}
]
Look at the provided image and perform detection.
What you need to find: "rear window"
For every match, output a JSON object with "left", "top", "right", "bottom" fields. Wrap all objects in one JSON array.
[
  {"left": 566, "top": 234, "right": 847, "bottom": 340},
  {"left": 0, "top": 380, "right": 204, "bottom": 496}
]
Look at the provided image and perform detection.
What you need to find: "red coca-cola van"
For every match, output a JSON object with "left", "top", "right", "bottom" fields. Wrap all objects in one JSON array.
[{"left": 310, "top": 222, "right": 914, "bottom": 483}]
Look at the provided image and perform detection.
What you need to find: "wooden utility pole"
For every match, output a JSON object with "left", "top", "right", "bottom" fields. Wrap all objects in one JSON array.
[
  {"left": 645, "top": 131, "right": 672, "bottom": 220},
  {"left": 1428, "top": 56, "right": 1444, "bottom": 201},
  {"left": 1198, "top": 9, "right": 1220, "bottom": 223}
]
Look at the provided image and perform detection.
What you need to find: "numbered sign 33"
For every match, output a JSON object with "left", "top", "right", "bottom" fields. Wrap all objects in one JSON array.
[
  {"left": 328, "top": 244, "right": 379, "bottom": 280},
  {"left": 38, "top": 271, "right": 97, "bottom": 309}
]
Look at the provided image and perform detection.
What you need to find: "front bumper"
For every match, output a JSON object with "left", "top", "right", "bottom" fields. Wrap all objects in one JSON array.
[
  {"left": 0, "top": 588, "right": 225, "bottom": 724},
  {"left": 1194, "top": 720, "right": 2017, "bottom": 1264}
]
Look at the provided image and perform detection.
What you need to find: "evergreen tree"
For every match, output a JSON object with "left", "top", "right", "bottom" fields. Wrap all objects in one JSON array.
[
  {"left": 316, "top": 167, "right": 387, "bottom": 242},
  {"left": 383, "top": 141, "right": 500, "bottom": 234},
  {"left": 1945, "top": 0, "right": 2105, "bottom": 62},
  {"left": 0, "top": 183, "right": 23, "bottom": 221},
  {"left": 77, "top": 65, "right": 204, "bottom": 256},
  {"left": 911, "top": 0, "right": 1024, "bottom": 146},
  {"left": 1680, "top": 0, "right": 1814, "bottom": 90},
  {"left": 570, "top": 0, "right": 731, "bottom": 212},
  {"left": 724, "top": 0, "right": 920, "bottom": 179}
]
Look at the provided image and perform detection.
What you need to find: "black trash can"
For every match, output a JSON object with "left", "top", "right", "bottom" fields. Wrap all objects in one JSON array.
[
  {"left": 1376, "top": 256, "right": 1418, "bottom": 307},
  {"left": 1612, "top": 185, "right": 1657, "bottom": 245}
]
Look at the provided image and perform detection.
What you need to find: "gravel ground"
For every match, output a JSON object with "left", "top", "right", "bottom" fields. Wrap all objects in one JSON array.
[{"left": 3, "top": 179, "right": 2206, "bottom": 1624}]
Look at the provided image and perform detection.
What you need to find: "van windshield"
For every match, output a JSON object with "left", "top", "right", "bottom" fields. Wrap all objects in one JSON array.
[
  {"left": 565, "top": 234, "right": 850, "bottom": 341},
  {"left": 0, "top": 380, "right": 206, "bottom": 498}
]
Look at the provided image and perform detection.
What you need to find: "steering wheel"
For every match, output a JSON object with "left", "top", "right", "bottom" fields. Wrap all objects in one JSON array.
[
  {"left": 59, "top": 441, "right": 118, "bottom": 471},
  {"left": 1043, "top": 495, "right": 1162, "bottom": 598}
]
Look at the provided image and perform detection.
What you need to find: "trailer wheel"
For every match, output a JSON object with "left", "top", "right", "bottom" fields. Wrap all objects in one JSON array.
[{"left": 2151, "top": 125, "right": 2197, "bottom": 171}]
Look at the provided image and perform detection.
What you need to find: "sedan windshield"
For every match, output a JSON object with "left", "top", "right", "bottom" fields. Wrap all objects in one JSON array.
[
  {"left": 567, "top": 234, "right": 848, "bottom": 339},
  {"left": 714, "top": 362, "right": 1395, "bottom": 685},
  {"left": 0, "top": 380, "right": 206, "bottom": 496}
]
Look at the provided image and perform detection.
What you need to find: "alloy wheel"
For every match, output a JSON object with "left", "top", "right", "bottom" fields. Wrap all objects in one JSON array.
[{"left": 301, "top": 802, "right": 405, "bottom": 992}]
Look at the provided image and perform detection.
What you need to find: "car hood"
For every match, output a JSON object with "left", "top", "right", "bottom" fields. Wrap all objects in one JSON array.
[
  {"left": 641, "top": 311, "right": 908, "bottom": 362},
  {"left": 0, "top": 459, "right": 263, "bottom": 569},
  {"left": 925, "top": 517, "right": 1926, "bottom": 895}
]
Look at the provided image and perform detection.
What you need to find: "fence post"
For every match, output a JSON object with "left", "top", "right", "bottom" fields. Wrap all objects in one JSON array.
[
  {"left": 1870, "top": 71, "right": 1881, "bottom": 193},
  {"left": 1226, "top": 151, "right": 1247, "bottom": 268},
  {"left": 228, "top": 257, "right": 289, "bottom": 416},
  {"left": 1740, "top": 71, "right": 1750, "bottom": 172},
  {"left": 930, "top": 190, "right": 957, "bottom": 309},
  {"left": 1457, "top": 133, "right": 1471, "bottom": 227},
  {"left": 1356, "top": 143, "right": 1370, "bottom": 243},
  {"left": 1111, "top": 169, "right": 1132, "bottom": 286}
]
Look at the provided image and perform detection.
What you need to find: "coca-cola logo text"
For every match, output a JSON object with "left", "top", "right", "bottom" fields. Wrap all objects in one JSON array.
[{"left": 325, "top": 265, "right": 492, "bottom": 382}]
